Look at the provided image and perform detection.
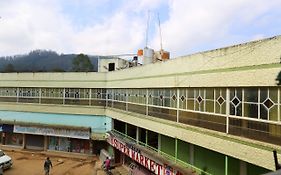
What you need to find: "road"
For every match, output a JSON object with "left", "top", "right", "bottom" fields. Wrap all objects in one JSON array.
[{"left": 2, "top": 149, "right": 106, "bottom": 175}]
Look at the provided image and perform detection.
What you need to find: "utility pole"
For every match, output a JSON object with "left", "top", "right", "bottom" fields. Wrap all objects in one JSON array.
[
  {"left": 157, "top": 13, "right": 163, "bottom": 51},
  {"left": 145, "top": 11, "right": 150, "bottom": 48}
]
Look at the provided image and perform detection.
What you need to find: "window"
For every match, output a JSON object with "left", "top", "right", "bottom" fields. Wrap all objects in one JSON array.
[{"left": 108, "top": 63, "right": 115, "bottom": 71}]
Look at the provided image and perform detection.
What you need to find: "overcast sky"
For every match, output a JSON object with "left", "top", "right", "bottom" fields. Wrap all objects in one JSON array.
[{"left": 0, "top": 0, "right": 281, "bottom": 58}]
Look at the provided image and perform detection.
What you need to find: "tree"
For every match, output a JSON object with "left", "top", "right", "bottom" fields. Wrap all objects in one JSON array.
[
  {"left": 72, "top": 54, "right": 93, "bottom": 72},
  {"left": 3, "top": 63, "right": 15, "bottom": 73},
  {"left": 52, "top": 68, "right": 65, "bottom": 72}
]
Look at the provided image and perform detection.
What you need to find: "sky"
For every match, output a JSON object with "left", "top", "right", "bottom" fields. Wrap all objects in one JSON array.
[{"left": 0, "top": 0, "right": 281, "bottom": 58}]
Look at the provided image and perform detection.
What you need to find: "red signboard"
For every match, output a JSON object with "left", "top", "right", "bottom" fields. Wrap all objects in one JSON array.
[{"left": 107, "top": 133, "right": 183, "bottom": 175}]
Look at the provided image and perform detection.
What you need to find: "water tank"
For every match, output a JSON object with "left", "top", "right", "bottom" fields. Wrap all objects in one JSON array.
[
  {"left": 161, "top": 50, "right": 170, "bottom": 60},
  {"left": 137, "top": 49, "right": 143, "bottom": 56},
  {"left": 143, "top": 47, "right": 154, "bottom": 65}
]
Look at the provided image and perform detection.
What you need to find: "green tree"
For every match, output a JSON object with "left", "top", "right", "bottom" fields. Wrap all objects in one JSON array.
[
  {"left": 52, "top": 68, "right": 65, "bottom": 72},
  {"left": 72, "top": 54, "right": 93, "bottom": 72},
  {"left": 3, "top": 63, "right": 15, "bottom": 72}
]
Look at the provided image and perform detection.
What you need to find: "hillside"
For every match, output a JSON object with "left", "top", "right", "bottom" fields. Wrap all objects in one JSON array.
[{"left": 0, "top": 50, "right": 104, "bottom": 72}]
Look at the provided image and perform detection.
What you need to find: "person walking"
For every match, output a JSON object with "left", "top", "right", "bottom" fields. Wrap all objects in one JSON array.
[
  {"left": 104, "top": 157, "right": 111, "bottom": 172},
  {"left": 44, "top": 157, "right": 53, "bottom": 175}
]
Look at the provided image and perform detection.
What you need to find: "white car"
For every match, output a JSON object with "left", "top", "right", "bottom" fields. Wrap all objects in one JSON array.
[{"left": 0, "top": 150, "right": 12, "bottom": 170}]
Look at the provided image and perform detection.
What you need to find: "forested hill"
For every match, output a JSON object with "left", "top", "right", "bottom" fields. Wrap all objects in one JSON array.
[{"left": 0, "top": 50, "right": 103, "bottom": 72}]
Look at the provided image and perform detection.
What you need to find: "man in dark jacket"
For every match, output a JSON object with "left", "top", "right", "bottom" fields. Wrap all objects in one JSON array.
[{"left": 44, "top": 157, "right": 53, "bottom": 175}]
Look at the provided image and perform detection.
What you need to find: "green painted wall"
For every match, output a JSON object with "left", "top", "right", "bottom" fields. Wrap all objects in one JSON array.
[
  {"left": 247, "top": 163, "right": 271, "bottom": 175},
  {"left": 194, "top": 145, "right": 225, "bottom": 175},
  {"left": 228, "top": 157, "right": 240, "bottom": 175},
  {"left": 160, "top": 135, "right": 175, "bottom": 157},
  {"left": 177, "top": 139, "right": 189, "bottom": 163}
]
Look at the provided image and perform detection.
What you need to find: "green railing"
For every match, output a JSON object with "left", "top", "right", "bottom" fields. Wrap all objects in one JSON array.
[{"left": 112, "top": 129, "right": 212, "bottom": 175}]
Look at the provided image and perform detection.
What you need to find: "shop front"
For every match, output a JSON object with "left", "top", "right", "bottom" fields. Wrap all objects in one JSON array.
[
  {"left": 14, "top": 125, "right": 91, "bottom": 153},
  {"left": 0, "top": 111, "right": 111, "bottom": 154},
  {"left": 2, "top": 124, "right": 23, "bottom": 147},
  {"left": 48, "top": 137, "right": 91, "bottom": 154},
  {"left": 107, "top": 132, "right": 188, "bottom": 175},
  {"left": 25, "top": 134, "right": 44, "bottom": 150}
]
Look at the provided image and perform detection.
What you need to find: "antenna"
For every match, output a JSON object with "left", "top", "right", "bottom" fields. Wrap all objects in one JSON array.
[
  {"left": 157, "top": 13, "right": 163, "bottom": 51},
  {"left": 145, "top": 11, "right": 150, "bottom": 48}
]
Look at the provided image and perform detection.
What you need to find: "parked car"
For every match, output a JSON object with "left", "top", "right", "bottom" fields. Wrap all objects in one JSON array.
[{"left": 0, "top": 150, "right": 13, "bottom": 170}]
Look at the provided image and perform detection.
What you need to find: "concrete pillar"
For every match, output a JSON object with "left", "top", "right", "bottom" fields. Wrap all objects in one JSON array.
[
  {"left": 176, "top": 88, "right": 180, "bottom": 122},
  {"left": 112, "top": 118, "right": 114, "bottom": 131},
  {"left": 106, "top": 89, "right": 108, "bottom": 107},
  {"left": 136, "top": 127, "right": 139, "bottom": 144},
  {"left": 145, "top": 130, "right": 148, "bottom": 146},
  {"left": 158, "top": 133, "right": 161, "bottom": 153},
  {"left": 226, "top": 88, "right": 230, "bottom": 134},
  {"left": 189, "top": 143, "right": 194, "bottom": 165},
  {"left": 225, "top": 156, "right": 228, "bottom": 175},
  {"left": 16, "top": 87, "right": 19, "bottom": 103},
  {"left": 22, "top": 134, "right": 26, "bottom": 149},
  {"left": 175, "top": 138, "right": 178, "bottom": 162},
  {"left": 146, "top": 89, "right": 149, "bottom": 115},
  {"left": 63, "top": 88, "right": 65, "bottom": 105},
  {"left": 39, "top": 88, "right": 41, "bottom": 104},
  {"left": 44, "top": 136, "right": 48, "bottom": 151},
  {"left": 240, "top": 160, "right": 247, "bottom": 175},
  {"left": 125, "top": 123, "right": 128, "bottom": 136},
  {"left": 89, "top": 88, "right": 92, "bottom": 106},
  {"left": 125, "top": 89, "right": 128, "bottom": 111}
]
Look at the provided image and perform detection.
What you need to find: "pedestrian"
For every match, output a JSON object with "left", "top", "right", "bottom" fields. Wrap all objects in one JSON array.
[
  {"left": 104, "top": 157, "right": 111, "bottom": 172},
  {"left": 44, "top": 157, "right": 53, "bottom": 175}
]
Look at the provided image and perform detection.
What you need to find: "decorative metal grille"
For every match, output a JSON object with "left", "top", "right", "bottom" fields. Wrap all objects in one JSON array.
[
  {"left": 18, "top": 88, "right": 39, "bottom": 97},
  {"left": 0, "top": 88, "right": 17, "bottom": 97},
  {"left": 41, "top": 88, "right": 64, "bottom": 98}
]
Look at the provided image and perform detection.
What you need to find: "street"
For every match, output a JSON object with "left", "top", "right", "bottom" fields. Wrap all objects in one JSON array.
[{"left": 3, "top": 149, "right": 100, "bottom": 175}]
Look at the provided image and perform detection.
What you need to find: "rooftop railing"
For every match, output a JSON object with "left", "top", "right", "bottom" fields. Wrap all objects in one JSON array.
[{"left": 0, "top": 87, "right": 280, "bottom": 146}]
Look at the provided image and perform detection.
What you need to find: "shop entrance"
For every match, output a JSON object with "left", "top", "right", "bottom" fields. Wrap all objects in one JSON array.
[
  {"left": 114, "top": 148, "right": 122, "bottom": 164},
  {"left": 26, "top": 134, "right": 44, "bottom": 150}
]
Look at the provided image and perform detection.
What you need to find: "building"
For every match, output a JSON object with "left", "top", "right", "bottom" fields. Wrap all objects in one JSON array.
[
  {"left": 98, "top": 57, "right": 130, "bottom": 72},
  {"left": 0, "top": 35, "right": 281, "bottom": 175}
]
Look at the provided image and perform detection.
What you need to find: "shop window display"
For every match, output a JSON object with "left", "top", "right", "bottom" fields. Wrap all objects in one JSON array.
[
  {"left": 49, "top": 137, "right": 90, "bottom": 154},
  {"left": 48, "top": 137, "right": 70, "bottom": 152},
  {"left": 5, "top": 133, "right": 23, "bottom": 146},
  {"left": 70, "top": 138, "right": 90, "bottom": 154}
]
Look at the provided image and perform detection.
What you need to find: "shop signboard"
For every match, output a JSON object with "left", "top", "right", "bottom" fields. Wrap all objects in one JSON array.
[
  {"left": 14, "top": 125, "right": 90, "bottom": 139},
  {"left": 2, "top": 124, "right": 14, "bottom": 133},
  {"left": 107, "top": 133, "right": 183, "bottom": 175}
]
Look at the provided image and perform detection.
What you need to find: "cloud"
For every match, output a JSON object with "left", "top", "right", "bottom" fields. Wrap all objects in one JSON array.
[
  {"left": 0, "top": 0, "right": 74, "bottom": 55},
  {"left": 0, "top": 0, "right": 281, "bottom": 58},
  {"left": 0, "top": 0, "right": 164, "bottom": 56},
  {"left": 150, "top": 0, "right": 281, "bottom": 57},
  {"left": 72, "top": 11, "right": 146, "bottom": 55}
]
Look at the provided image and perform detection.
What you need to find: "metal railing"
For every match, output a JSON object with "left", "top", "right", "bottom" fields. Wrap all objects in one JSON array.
[
  {"left": 112, "top": 129, "right": 212, "bottom": 175},
  {"left": 0, "top": 87, "right": 280, "bottom": 146}
]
